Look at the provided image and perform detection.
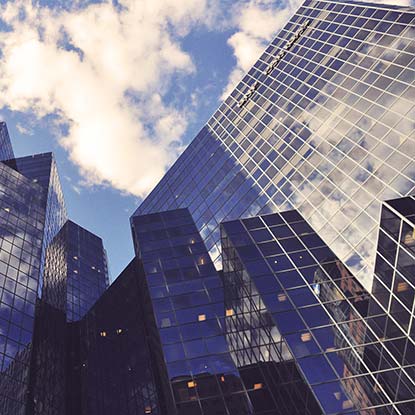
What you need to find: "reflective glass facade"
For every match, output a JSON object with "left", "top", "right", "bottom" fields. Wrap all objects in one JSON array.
[
  {"left": 1, "top": 0, "right": 415, "bottom": 413},
  {"left": 61, "top": 220, "right": 109, "bottom": 321},
  {"left": 132, "top": 209, "right": 255, "bottom": 415},
  {"left": 0, "top": 122, "right": 14, "bottom": 161},
  {"left": 132, "top": 208, "right": 322, "bottom": 415},
  {"left": 221, "top": 208, "right": 415, "bottom": 414},
  {"left": 4, "top": 153, "right": 67, "bottom": 294},
  {"left": 134, "top": 0, "right": 415, "bottom": 292},
  {"left": 0, "top": 162, "right": 46, "bottom": 414},
  {"left": 0, "top": 127, "right": 106, "bottom": 414}
]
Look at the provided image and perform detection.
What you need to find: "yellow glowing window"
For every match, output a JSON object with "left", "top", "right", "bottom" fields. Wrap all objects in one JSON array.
[
  {"left": 100, "top": 331, "right": 106, "bottom": 337},
  {"left": 277, "top": 293, "right": 287, "bottom": 302},
  {"left": 220, "top": 376, "right": 225, "bottom": 382},
  {"left": 226, "top": 309, "right": 234, "bottom": 317},
  {"left": 198, "top": 257, "right": 206, "bottom": 265},
  {"left": 189, "top": 238, "right": 196, "bottom": 244},
  {"left": 144, "top": 407, "right": 152, "bottom": 414},
  {"left": 301, "top": 332, "right": 311, "bottom": 342},
  {"left": 253, "top": 383, "right": 263, "bottom": 390},
  {"left": 187, "top": 381, "right": 196, "bottom": 388},
  {"left": 198, "top": 314, "right": 206, "bottom": 322},
  {"left": 397, "top": 282, "right": 409, "bottom": 292}
]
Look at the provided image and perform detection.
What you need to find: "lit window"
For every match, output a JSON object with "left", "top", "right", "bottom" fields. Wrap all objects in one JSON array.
[
  {"left": 187, "top": 381, "right": 196, "bottom": 388},
  {"left": 100, "top": 331, "right": 106, "bottom": 337},
  {"left": 3, "top": 207, "right": 10, "bottom": 212},
  {"left": 220, "top": 376, "right": 225, "bottom": 382},
  {"left": 74, "top": 270, "right": 78, "bottom": 274},
  {"left": 73, "top": 256, "right": 78, "bottom": 260},
  {"left": 253, "top": 383, "right": 263, "bottom": 390},
  {"left": 301, "top": 332, "right": 311, "bottom": 342},
  {"left": 397, "top": 282, "right": 409, "bottom": 292},
  {"left": 91, "top": 266, "right": 96, "bottom": 270},
  {"left": 198, "top": 314, "right": 206, "bottom": 322},
  {"left": 198, "top": 257, "right": 206, "bottom": 265},
  {"left": 189, "top": 238, "right": 196, "bottom": 244},
  {"left": 277, "top": 293, "right": 287, "bottom": 302},
  {"left": 226, "top": 309, "right": 234, "bottom": 317},
  {"left": 116, "top": 328, "right": 123, "bottom": 334},
  {"left": 145, "top": 407, "right": 152, "bottom": 414}
]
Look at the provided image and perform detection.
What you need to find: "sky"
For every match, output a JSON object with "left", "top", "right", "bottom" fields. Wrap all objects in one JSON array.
[{"left": 0, "top": 0, "right": 412, "bottom": 280}]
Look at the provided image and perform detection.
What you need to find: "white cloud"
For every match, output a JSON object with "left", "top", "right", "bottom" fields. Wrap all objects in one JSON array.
[
  {"left": 0, "top": 0, "right": 413, "bottom": 200},
  {"left": 221, "top": 0, "right": 302, "bottom": 98},
  {"left": 16, "top": 122, "right": 34, "bottom": 136},
  {"left": 0, "top": 0, "right": 212, "bottom": 197}
]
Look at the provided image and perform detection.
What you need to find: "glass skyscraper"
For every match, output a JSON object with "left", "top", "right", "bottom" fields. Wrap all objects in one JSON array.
[
  {"left": 0, "top": 122, "right": 14, "bottom": 161},
  {"left": 221, "top": 208, "right": 414, "bottom": 414},
  {"left": 134, "top": 0, "right": 415, "bottom": 293},
  {"left": 0, "top": 0, "right": 414, "bottom": 414},
  {"left": 0, "top": 131, "right": 109, "bottom": 413},
  {"left": 57, "top": 220, "right": 109, "bottom": 321}
]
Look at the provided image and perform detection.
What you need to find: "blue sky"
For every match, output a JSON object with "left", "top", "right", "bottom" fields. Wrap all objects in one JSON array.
[
  {"left": 0, "top": 0, "right": 411, "bottom": 279},
  {"left": 1, "top": 23, "right": 236, "bottom": 280}
]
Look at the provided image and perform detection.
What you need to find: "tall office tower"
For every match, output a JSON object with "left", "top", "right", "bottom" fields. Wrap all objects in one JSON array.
[
  {"left": 134, "top": 0, "right": 415, "bottom": 292},
  {"left": 0, "top": 162, "right": 46, "bottom": 414},
  {"left": 221, "top": 209, "right": 415, "bottom": 414},
  {"left": 0, "top": 122, "right": 14, "bottom": 161},
  {"left": 66, "top": 258, "right": 161, "bottom": 415},
  {"left": 132, "top": 209, "right": 257, "bottom": 415},
  {"left": 55, "top": 220, "right": 109, "bottom": 321},
  {"left": 24, "top": 222, "right": 109, "bottom": 414},
  {"left": 3, "top": 153, "right": 67, "bottom": 297},
  {"left": 131, "top": 208, "right": 329, "bottom": 415},
  {"left": 366, "top": 196, "right": 415, "bottom": 413}
]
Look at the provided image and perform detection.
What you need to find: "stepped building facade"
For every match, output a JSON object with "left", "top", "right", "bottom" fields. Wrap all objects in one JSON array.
[{"left": 0, "top": 0, "right": 414, "bottom": 414}]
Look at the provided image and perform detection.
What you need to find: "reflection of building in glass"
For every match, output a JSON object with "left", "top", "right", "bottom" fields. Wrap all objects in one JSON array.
[
  {"left": 3, "top": 152, "right": 67, "bottom": 294},
  {"left": 131, "top": 209, "right": 255, "bottom": 415},
  {"left": 366, "top": 196, "right": 415, "bottom": 412},
  {"left": 55, "top": 220, "right": 109, "bottom": 321},
  {"left": 0, "top": 128, "right": 109, "bottom": 413},
  {"left": 134, "top": 0, "right": 415, "bottom": 292},
  {"left": 0, "top": 122, "right": 14, "bottom": 161},
  {"left": 1, "top": 0, "right": 415, "bottom": 413},
  {"left": 0, "top": 156, "right": 52, "bottom": 414},
  {"left": 221, "top": 209, "right": 415, "bottom": 414}
]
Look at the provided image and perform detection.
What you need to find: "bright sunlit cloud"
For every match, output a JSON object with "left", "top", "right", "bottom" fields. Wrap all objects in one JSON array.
[
  {"left": 1, "top": 0, "right": 412, "bottom": 199},
  {"left": 0, "top": 0, "right": 213, "bottom": 197}
]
